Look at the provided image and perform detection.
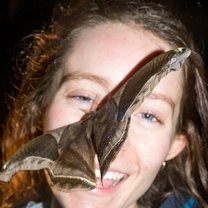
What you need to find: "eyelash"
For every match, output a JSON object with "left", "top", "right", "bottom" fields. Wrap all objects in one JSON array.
[
  {"left": 68, "top": 94, "right": 162, "bottom": 124},
  {"left": 68, "top": 95, "right": 94, "bottom": 103},
  {"left": 139, "top": 112, "right": 161, "bottom": 124}
]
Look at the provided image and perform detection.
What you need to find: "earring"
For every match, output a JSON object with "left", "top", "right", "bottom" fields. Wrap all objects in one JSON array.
[{"left": 162, "top": 161, "right": 166, "bottom": 169}]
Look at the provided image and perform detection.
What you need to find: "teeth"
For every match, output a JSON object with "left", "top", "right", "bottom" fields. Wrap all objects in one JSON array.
[
  {"left": 95, "top": 169, "right": 101, "bottom": 178},
  {"left": 95, "top": 169, "right": 125, "bottom": 185}
]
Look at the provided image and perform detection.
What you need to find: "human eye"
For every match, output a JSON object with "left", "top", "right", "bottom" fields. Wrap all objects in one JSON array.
[
  {"left": 65, "top": 90, "right": 98, "bottom": 112},
  {"left": 69, "top": 94, "right": 94, "bottom": 104},
  {"left": 139, "top": 112, "right": 161, "bottom": 124}
]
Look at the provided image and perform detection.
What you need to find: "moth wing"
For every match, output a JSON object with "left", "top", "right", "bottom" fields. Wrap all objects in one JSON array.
[
  {"left": 117, "top": 48, "right": 190, "bottom": 120},
  {"left": 94, "top": 116, "right": 130, "bottom": 178},
  {"left": 45, "top": 116, "right": 96, "bottom": 191},
  {"left": 0, "top": 134, "right": 58, "bottom": 182},
  {"left": 94, "top": 49, "right": 190, "bottom": 177}
]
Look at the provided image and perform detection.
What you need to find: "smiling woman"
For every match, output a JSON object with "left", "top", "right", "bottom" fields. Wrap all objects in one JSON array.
[{"left": 0, "top": 0, "right": 208, "bottom": 208}]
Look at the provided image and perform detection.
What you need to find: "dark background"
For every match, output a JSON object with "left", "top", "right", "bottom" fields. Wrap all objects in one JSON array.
[{"left": 0, "top": 0, "right": 208, "bottom": 129}]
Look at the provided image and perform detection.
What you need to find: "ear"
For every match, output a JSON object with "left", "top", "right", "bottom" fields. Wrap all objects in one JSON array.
[{"left": 165, "top": 134, "right": 187, "bottom": 161}]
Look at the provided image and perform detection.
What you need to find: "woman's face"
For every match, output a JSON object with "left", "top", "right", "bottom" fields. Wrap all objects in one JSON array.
[{"left": 44, "top": 23, "right": 186, "bottom": 208}]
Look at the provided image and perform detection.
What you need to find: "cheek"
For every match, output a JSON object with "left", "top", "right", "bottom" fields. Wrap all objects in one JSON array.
[
  {"left": 127, "top": 121, "right": 173, "bottom": 171},
  {"left": 141, "top": 143, "right": 168, "bottom": 171},
  {"left": 44, "top": 100, "right": 84, "bottom": 131}
]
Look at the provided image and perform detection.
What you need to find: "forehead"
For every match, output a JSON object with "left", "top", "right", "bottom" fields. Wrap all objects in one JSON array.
[
  {"left": 73, "top": 22, "right": 172, "bottom": 55},
  {"left": 64, "top": 23, "right": 173, "bottom": 85},
  {"left": 62, "top": 22, "right": 183, "bottom": 104}
]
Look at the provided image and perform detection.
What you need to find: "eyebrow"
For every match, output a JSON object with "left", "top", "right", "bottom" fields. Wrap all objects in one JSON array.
[
  {"left": 59, "top": 71, "right": 109, "bottom": 89},
  {"left": 59, "top": 72, "right": 175, "bottom": 109},
  {"left": 147, "top": 93, "right": 175, "bottom": 109}
]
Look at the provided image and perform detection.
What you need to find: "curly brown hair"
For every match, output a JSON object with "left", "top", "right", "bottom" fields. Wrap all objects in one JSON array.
[{"left": 1, "top": 0, "right": 208, "bottom": 207}]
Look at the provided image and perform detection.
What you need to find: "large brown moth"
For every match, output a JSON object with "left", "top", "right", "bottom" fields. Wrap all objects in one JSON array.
[{"left": 0, "top": 48, "right": 191, "bottom": 191}]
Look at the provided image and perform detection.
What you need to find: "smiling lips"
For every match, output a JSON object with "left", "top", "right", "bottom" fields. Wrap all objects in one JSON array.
[{"left": 95, "top": 169, "right": 127, "bottom": 188}]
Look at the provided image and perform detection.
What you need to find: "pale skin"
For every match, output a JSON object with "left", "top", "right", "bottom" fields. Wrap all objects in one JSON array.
[{"left": 44, "top": 23, "right": 187, "bottom": 208}]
